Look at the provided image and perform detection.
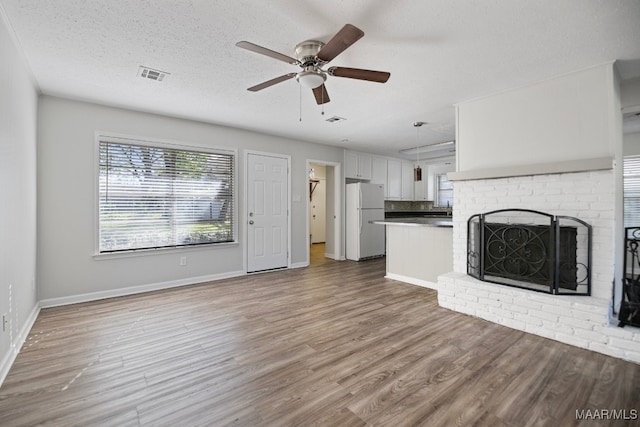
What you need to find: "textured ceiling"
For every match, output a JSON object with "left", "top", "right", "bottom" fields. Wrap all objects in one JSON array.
[{"left": 2, "top": 0, "right": 640, "bottom": 159}]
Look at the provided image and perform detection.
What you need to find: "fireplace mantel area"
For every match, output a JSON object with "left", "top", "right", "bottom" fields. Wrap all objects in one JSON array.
[{"left": 435, "top": 63, "right": 640, "bottom": 364}]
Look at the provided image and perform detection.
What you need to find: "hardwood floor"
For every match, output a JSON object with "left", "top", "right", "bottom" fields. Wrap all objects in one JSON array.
[{"left": 1, "top": 257, "right": 639, "bottom": 426}]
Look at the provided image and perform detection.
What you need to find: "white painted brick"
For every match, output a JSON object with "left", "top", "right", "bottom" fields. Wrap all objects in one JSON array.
[
  {"left": 573, "top": 328, "right": 609, "bottom": 344},
  {"left": 542, "top": 320, "right": 573, "bottom": 334},
  {"left": 525, "top": 324, "right": 556, "bottom": 339},
  {"left": 445, "top": 170, "right": 623, "bottom": 358},
  {"left": 519, "top": 299, "right": 543, "bottom": 311},
  {"left": 457, "top": 293, "right": 479, "bottom": 303},
  {"left": 571, "top": 300, "right": 609, "bottom": 314},
  {"left": 494, "top": 295, "right": 514, "bottom": 305},
  {"left": 528, "top": 309, "right": 559, "bottom": 322},
  {"left": 623, "top": 350, "right": 640, "bottom": 364},
  {"left": 455, "top": 304, "right": 476, "bottom": 317},
  {"left": 509, "top": 304, "right": 529, "bottom": 315},
  {"left": 466, "top": 288, "right": 490, "bottom": 298},
  {"left": 515, "top": 313, "right": 543, "bottom": 327},
  {"left": 588, "top": 342, "right": 625, "bottom": 359},
  {"left": 478, "top": 297, "right": 502, "bottom": 308},
  {"left": 501, "top": 318, "right": 526, "bottom": 330},
  {"left": 554, "top": 332, "right": 591, "bottom": 349},
  {"left": 438, "top": 300, "right": 454, "bottom": 310},
  {"left": 487, "top": 306, "right": 515, "bottom": 319},
  {"left": 540, "top": 304, "right": 571, "bottom": 316},
  {"left": 437, "top": 287, "right": 456, "bottom": 297},
  {"left": 477, "top": 311, "right": 503, "bottom": 324},
  {"left": 463, "top": 300, "right": 486, "bottom": 313},
  {"left": 569, "top": 309, "right": 600, "bottom": 322},
  {"left": 609, "top": 337, "right": 640, "bottom": 352},
  {"left": 593, "top": 325, "right": 636, "bottom": 339},
  {"left": 559, "top": 315, "right": 596, "bottom": 331}
]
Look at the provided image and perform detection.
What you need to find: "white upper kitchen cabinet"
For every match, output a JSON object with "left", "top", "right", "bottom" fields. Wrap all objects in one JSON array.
[
  {"left": 401, "top": 161, "right": 414, "bottom": 200},
  {"left": 386, "top": 158, "right": 402, "bottom": 199},
  {"left": 345, "top": 151, "right": 372, "bottom": 180},
  {"left": 370, "top": 156, "right": 387, "bottom": 191}
]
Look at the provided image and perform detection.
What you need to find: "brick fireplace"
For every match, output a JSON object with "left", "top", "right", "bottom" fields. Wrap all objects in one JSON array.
[{"left": 437, "top": 169, "right": 640, "bottom": 363}]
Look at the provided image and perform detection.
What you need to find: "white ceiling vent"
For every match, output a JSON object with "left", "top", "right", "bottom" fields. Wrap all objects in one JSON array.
[
  {"left": 326, "top": 116, "right": 346, "bottom": 123},
  {"left": 138, "top": 66, "right": 170, "bottom": 82}
]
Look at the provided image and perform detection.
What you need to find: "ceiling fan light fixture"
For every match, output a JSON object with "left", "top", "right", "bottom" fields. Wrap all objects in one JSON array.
[{"left": 296, "top": 69, "right": 326, "bottom": 89}]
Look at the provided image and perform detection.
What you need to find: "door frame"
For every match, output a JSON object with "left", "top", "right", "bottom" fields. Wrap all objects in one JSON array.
[
  {"left": 306, "top": 159, "right": 342, "bottom": 264},
  {"left": 244, "top": 150, "right": 291, "bottom": 273}
]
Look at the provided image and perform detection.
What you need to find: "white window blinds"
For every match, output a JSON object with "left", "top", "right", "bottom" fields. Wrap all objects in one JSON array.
[
  {"left": 98, "top": 140, "right": 234, "bottom": 252},
  {"left": 624, "top": 155, "right": 640, "bottom": 228}
]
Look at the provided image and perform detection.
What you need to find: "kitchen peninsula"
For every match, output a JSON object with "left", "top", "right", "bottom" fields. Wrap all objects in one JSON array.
[{"left": 373, "top": 216, "right": 453, "bottom": 289}]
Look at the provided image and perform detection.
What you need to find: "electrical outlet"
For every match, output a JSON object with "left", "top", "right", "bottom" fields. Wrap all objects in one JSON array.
[{"left": 180, "top": 256, "right": 187, "bottom": 266}]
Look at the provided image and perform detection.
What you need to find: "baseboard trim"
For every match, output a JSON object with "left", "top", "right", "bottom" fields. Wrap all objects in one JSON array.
[
  {"left": 0, "top": 303, "right": 40, "bottom": 387},
  {"left": 385, "top": 273, "right": 439, "bottom": 291},
  {"left": 290, "top": 261, "right": 309, "bottom": 269},
  {"left": 39, "top": 270, "right": 246, "bottom": 308}
]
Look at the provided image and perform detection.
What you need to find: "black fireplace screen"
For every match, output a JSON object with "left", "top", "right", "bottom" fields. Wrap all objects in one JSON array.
[
  {"left": 467, "top": 209, "right": 591, "bottom": 295},
  {"left": 619, "top": 227, "right": 640, "bottom": 327}
]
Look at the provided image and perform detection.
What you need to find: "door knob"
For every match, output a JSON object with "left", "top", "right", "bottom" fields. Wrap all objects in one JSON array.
[{"left": 249, "top": 220, "right": 254, "bottom": 225}]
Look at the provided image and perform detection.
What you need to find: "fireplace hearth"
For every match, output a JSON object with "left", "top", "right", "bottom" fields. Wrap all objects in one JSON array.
[{"left": 467, "top": 209, "right": 591, "bottom": 295}]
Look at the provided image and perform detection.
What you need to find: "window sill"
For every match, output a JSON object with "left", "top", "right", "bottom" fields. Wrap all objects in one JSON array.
[{"left": 93, "top": 241, "right": 239, "bottom": 261}]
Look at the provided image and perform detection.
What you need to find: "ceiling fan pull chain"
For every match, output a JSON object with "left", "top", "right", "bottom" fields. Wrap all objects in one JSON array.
[{"left": 299, "top": 84, "right": 303, "bottom": 122}]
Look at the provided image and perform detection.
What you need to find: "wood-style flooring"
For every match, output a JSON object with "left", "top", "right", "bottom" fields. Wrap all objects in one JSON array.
[{"left": 1, "top": 252, "right": 639, "bottom": 426}]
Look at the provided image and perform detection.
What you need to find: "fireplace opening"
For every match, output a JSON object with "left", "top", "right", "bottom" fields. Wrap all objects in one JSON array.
[{"left": 467, "top": 209, "right": 591, "bottom": 295}]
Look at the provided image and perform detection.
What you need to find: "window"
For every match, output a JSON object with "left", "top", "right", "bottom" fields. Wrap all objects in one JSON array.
[
  {"left": 98, "top": 138, "right": 235, "bottom": 253},
  {"left": 435, "top": 173, "right": 453, "bottom": 207},
  {"left": 624, "top": 155, "right": 640, "bottom": 227}
]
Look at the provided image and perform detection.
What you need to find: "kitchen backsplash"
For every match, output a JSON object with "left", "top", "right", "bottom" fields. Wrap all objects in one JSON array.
[{"left": 384, "top": 200, "right": 451, "bottom": 212}]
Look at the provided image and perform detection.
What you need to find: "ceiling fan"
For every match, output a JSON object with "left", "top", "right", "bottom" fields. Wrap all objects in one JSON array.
[{"left": 236, "top": 24, "right": 390, "bottom": 105}]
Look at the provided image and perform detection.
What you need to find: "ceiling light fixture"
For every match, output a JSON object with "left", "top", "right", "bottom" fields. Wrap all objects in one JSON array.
[
  {"left": 400, "top": 140, "right": 456, "bottom": 156},
  {"left": 296, "top": 68, "right": 327, "bottom": 89},
  {"left": 413, "top": 121, "right": 426, "bottom": 181}
]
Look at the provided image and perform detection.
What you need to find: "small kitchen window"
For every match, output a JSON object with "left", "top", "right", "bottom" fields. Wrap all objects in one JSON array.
[{"left": 435, "top": 173, "right": 453, "bottom": 207}]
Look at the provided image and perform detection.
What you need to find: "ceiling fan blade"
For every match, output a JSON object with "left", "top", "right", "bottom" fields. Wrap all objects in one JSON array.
[
  {"left": 236, "top": 41, "right": 298, "bottom": 65},
  {"left": 247, "top": 73, "right": 297, "bottom": 92},
  {"left": 316, "top": 24, "right": 364, "bottom": 62},
  {"left": 328, "top": 66, "right": 390, "bottom": 83},
  {"left": 312, "top": 84, "right": 330, "bottom": 105}
]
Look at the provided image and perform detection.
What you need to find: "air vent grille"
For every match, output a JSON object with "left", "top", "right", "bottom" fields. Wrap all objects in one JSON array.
[
  {"left": 138, "top": 66, "right": 170, "bottom": 82},
  {"left": 326, "top": 116, "right": 346, "bottom": 123}
]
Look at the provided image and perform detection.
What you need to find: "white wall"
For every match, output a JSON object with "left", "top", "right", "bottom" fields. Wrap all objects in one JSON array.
[
  {"left": 37, "top": 96, "right": 345, "bottom": 302},
  {"left": 0, "top": 10, "right": 39, "bottom": 382},
  {"left": 456, "top": 63, "right": 616, "bottom": 172},
  {"left": 625, "top": 132, "right": 640, "bottom": 156},
  {"left": 621, "top": 76, "right": 640, "bottom": 109}
]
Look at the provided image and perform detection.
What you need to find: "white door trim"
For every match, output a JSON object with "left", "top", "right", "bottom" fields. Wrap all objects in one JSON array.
[
  {"left": 306, "top": 159, "right": 342, "bottom": 264},
  {"left": 244, "top": 150, "right": 291, "bottom": 273}
]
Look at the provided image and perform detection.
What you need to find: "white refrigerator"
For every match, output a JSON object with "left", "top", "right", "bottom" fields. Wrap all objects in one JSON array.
[{"left": 346, "top": 183, "right": 385, "bottom": 261}]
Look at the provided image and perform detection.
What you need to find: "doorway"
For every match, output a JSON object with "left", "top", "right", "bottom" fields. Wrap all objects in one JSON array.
[
  {"left": 246, "top": 152, "right": 290, "bottom": 273},
  {"left": 307, "top": 160, "right": 341, "bottom": 265}
]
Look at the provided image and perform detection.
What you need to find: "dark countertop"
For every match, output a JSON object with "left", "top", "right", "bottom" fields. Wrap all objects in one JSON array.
[
  {"left": 372, "top": 217, "right": 453, "bottom": 227},
  {"left": 384, "top": 210, "right": 452, "bottom": 219}
]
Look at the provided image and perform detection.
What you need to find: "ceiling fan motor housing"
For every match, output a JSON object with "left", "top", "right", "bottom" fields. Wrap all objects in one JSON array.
[{"left": 295, "top": 40, "right": 325, "bottom": 66}]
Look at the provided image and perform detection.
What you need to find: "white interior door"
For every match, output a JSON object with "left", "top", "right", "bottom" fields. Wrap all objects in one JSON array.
[{"left": 247, "top": 153, "right": 288, "bottom": 272}]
